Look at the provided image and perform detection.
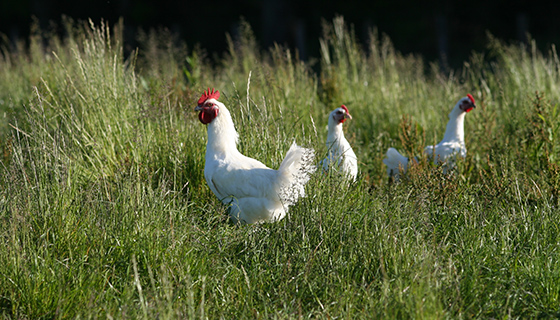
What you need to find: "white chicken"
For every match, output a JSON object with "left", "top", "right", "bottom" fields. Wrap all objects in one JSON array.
[
  {"left": 320, "top": 105, "right": 358, "bottom": 181},
  {"left": 383, "top": 94, "right": 476, "bottom": 179},
  {"left": 194, "top": 88, "right": 315, "bottom": 224}
]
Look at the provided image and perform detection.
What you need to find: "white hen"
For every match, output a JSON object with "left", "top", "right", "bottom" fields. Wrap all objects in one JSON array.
[
  {"left": 383, "top": 94, "right": 476, "bottom": 179},
  {"left": 321, "top": 105, "right": 358, "bottom": 181},
  {"left": 195, "top": 88, "right": 315, "bottom": 224}
]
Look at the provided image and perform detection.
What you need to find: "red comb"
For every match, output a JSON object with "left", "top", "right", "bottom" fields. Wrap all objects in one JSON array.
[
  {"left": 198, "top": 88, "right": 220, "bottom": 105},
  {"left": 467, "top": 94, "right": 475, "bottom": 104},
  {"left": 340, "top": 105, "right": 350, "bottom": 114}
]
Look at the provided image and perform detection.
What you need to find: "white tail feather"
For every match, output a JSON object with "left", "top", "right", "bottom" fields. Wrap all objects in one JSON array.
[
  {"left": 277, "top": 142, "right": 315, "bottom": 207},
  {"left": 383, "top": 147, "right": 409, "bottom": 178}
]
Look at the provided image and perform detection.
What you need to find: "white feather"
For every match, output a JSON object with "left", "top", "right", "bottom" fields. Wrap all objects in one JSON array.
[
  {"left": 382, "top": 147, "right": 412, "bottom": 179},
  {"left": 383, "top": 96, "right": 474, "bottom": 179},
  {"left": 320, "top": 107, "right": 358, "bottom": 181},
  {"left": 201, "top": 99, "right": 315, "bottom": 224}
]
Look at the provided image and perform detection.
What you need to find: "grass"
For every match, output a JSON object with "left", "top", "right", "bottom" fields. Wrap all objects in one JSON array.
[{"left": 0, "top": 16, "right": 559, "bottom": 318}]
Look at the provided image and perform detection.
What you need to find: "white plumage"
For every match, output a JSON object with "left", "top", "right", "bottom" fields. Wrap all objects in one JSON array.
[
  {"left": 195, "top": 88, "right": 315, "bottom": 224},
  {"left": 383, "top": 94, "right": 476, "bottom": 179},
  {"left": 320, "top": 105, "right": 358, "bottom": 181}
]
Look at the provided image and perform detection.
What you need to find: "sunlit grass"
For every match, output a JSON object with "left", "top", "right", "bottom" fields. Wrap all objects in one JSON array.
[{"left": 0, "top": 17, "right": 559, "bottom": 318}]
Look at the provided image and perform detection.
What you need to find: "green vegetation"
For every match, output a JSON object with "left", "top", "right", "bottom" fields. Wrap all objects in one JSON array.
[{"left": 1, "top": 16, "right": 559, "bottom": 318}]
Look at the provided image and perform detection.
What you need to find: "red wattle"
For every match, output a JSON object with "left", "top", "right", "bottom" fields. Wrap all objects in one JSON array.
[
  {"left": 198, "top": 107, "right": 218, "bottom": 124},
  {"left": 198, "top": 112, "right": 207, "bottom": 124}
]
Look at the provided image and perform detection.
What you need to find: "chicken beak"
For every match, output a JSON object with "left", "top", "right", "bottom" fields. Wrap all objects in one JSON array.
[
  {"left": 194, "top": 105, "right": 203, "bottom": 112},
  {"left": 345, "top": 113, "right": 353, "bottom": 120}
]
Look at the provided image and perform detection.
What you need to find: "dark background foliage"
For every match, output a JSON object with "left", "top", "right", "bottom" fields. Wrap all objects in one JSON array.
[{"left": 1, "top": 0, "right": 559, "bottom": 67}]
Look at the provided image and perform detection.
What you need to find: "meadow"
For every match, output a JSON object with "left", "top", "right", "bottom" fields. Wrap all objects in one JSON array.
[{"left": 0, "top": 17, "right": 559, "bottom": 318}]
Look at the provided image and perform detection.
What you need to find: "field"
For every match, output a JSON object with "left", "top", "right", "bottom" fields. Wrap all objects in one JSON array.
[{"left": 1, "top": 17, "right": 559, "bottom": 318}]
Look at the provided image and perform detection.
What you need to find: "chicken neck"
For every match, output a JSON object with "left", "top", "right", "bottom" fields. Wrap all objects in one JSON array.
[
  {"left": 442, "top": 108, "right": 466, "bottom": 143},
  {"left": 205, "top": 108, "right": 240, "bottom": 155},
  {"left": 326, "top": 121, "right": 344, "bottom": 146}
]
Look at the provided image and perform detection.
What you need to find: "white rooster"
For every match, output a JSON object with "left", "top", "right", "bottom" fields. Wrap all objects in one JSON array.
[
  {"left": 383, "top": 94, "right": 476, "bottom": 179},
  {"left": 320, "top": 105, "right": 358, "bottom": 181},
  {"left": 194, "top": 88, "right": 315, "bottom": 224}
]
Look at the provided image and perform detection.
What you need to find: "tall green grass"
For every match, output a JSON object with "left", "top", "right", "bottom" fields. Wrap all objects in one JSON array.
[{"left": 0, "top": 16, "right": 559, "bottom": 318}]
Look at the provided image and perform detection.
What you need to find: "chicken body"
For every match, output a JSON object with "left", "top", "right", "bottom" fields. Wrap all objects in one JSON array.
[
  {"left": 383, "top": 95, "right": 476, "bottom": 179},
  {"left": 195, "top": 89, "right": 314, "bottom": 224},
  {"left": 321, "top": 106, "right": 358, "bottom": 181}
]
